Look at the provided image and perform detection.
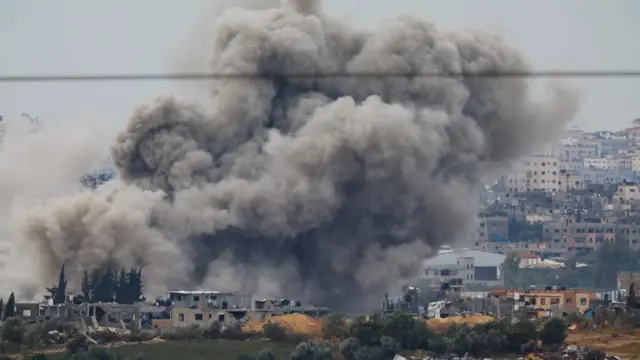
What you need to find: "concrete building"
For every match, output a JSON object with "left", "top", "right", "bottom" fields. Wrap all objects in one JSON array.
[
  {"left": 477, "top": 215, "right": 509, "bottom": 242},
  {"left": 490, "top": 288, "right": 593, "bottom": 314},
  {"left": 584, "top": 157, "right": 618, "bottom": 170},
  {"left": 507, "top": 156, "right": 561, "bottom": 193},
  {"left": 168, "top": 290, "right": 251, "bottom": 310},
  {"left": 420, "top": 249, "right": 506, "bottom": 289},
  {"left": 542, "top": 218, "right": 616, "bottom": 256},
  {"left": 558, "top": 170, "right": 584, "bottom": 192},
  {"left": 614, "top": 182, "right": 640, "bottom": 203}
]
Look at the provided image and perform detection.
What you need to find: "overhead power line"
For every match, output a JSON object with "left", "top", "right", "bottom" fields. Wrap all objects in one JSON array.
[{"left": 1, "top": 70, "right": 640, "bottom": 83}]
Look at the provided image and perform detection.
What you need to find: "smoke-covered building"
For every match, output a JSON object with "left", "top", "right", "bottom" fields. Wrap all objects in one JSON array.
[
  {"left": 506, "top": 156, "right": 561, "bottom": 193},
  {"left": 419, "top": 249, "right": 506, "bottom": 290}
]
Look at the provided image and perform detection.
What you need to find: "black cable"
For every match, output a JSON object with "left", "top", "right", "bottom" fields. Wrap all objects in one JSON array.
[{"left": 1, "top": 70, "right": 640, "bottom": 82}]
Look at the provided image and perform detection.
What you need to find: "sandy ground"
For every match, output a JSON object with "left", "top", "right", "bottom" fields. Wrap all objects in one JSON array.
[{"left": 566, "top": 328, "right": 640, "bottom": 359}]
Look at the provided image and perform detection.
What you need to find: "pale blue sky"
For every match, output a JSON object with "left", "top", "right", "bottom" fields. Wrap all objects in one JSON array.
[{"left": 1, "top": 0, "right": 639, "bottom": 132}]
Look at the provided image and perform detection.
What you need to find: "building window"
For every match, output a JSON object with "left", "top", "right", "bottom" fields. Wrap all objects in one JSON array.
[
  {"left": 193, "top": 296, "right": 200, "bottom": 301},
  {"left": 179, "top": 313, "right": 185, "bottom": 322},
  {"left": 566, "top": 298, "right": 572, "bottom": 304},
  {"left": 195, "top": 314, "right": 203, "bottom": 321},
  {"left": 209, "top": 313, "right": 212, "bottom": 319},
  {"left": 580, "top": 298, "right": 587, "bottom": 305}
]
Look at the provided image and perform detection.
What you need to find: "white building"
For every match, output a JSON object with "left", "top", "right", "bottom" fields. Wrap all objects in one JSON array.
[
  {"left": 558, "top": 170, "right": 584, "bottom": 192},
  {"left": 631, "top": 155, "right": 640, "bottom": 172},
  {"left": 615, "top": 182, "right": 640, "bottom": 203},
  {"left": 584, "top": 157, "right": 618, "bottom": 170},
  {"left": 419, "top": 249, "right": 506, "bottom": 289},
  {"left": 507, "top": 156, "right": 561, "bottom": 193}
]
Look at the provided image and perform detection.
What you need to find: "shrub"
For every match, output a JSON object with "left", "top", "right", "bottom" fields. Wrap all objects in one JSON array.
[
  {"left": 256, "top": 349, "right": 275, "bottom": 360},
  {"left": 352, "top": 346, "right": 382, "bottom": 360},
  {"left": 506, "top": 319, "right": 538, "bottom": 352},
  {"left": 339, "top": 337, "right": 361, "bottom": 360},
  {"left": 322, "top": 314, "right": 349, "bottom": 341},
  {"left": 540, "top": 318, "right": 568, "bottom": 346},
  {"left": 162, "top": 325, "right": 202, "bottom": 341},
  {"left": 379, "top": 336, "right": 400, "bottom": 358},
  {"left": 427, "top": 334, "right": 449, "bottom": 356},
  {"left": 1, "top": 317, "right": 25, "bottom": 345},
  {"left": 68, "top": 347, "right": 120, "bottom": 360},
  {"left": 289, "top": 341, "right": 333, "bottom": 360},
  {"left": 349, "top": 316, "right": 384, "bottom": 347},
  {"left": 220, "top": 323, "right": 252, "bottom": 341},
  {"left": 66, "top": 335, "right": 90, "bottom": 355},
  {"left": 204, "top": 322, "right": 222, "bottom": 339},
  {"left": 263, "top": 323, "right": 288, "bottom": 342}
]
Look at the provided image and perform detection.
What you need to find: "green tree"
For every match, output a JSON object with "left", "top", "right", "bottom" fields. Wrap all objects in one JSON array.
[
  {"left": 93, "top": 268, "right": 115, "bottom": 302},
  {"left": 379, "top": 336, "right": 400, "bottom": 358},
  {"left": 289, "top": 341, "right": 333, "bottom": 360},
  {"left": 54, "top": 265, "right": 68, "bottom": 305},
  {"left": 4, "top": 292, "right": 16, "bottom": 319},
  {"left": 506, "top": 319, "right": 538, "bottom": 353},
  {"left": 349, "top": 316, "right": 384, "bottom": 347},
  {"left": 89, "top": 269, "right": 101, "bottom": 302},
  {"left": 540, "top": 318, "right": 567, "bottom": 346},
  {"left": 81, "top": 270, "right": 91, "bottom": 302},
  {"left": 322, "top": 314, "right": 349, "bottom": 340},
  {"left": 256, "top": 349, "right": 275, "bottom": 360},
  {"left": 339, "top": 337, "right": 361, "bottom": 360},
  {"left": 115, "top": 268, "right": 128, "bottom": 304},
  {"left": 1, "top": 317, "right": 24, "bottom": 345},
  {"left": 127, "top": 268, "right": 145, "bottom": 303}
]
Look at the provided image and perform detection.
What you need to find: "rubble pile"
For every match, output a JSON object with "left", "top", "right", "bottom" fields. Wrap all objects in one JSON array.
[{"left": 560, "top": 345, "right": 622, "bottom": 360}]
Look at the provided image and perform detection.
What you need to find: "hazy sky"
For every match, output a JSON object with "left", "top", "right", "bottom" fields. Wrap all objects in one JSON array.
[{"left": 1, "top": 0, "right": 639, "bottom": 132}]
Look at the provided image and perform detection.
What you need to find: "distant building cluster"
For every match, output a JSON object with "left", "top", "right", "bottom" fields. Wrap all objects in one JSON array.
[{"left": 413, "top": 118, "right": 640, "bottom": 302}]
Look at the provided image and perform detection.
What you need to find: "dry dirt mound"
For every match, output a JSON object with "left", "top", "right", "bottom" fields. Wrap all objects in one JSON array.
[
  {"left": 566, "top": 328, "right": 640, "bottom": 359},
  {"left": 426, "top": 315, "right": 495, "bottom": 332},
  {"left": 243, "top": 313, "right": 323, "bottom": 337}
]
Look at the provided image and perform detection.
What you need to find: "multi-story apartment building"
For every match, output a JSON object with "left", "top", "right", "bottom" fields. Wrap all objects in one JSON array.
[
  {"left": 584, "top": 157, "right": 618, "bottom": 170},
  {"left": 558, "top": 170, "right": 584, "bottom": 192},
  {"left": 615, "top": 223, "right": 640, "bottom": 250},
  {"left": 561, "top": 139, "right": 602, "bottom": 162},
  {"left": 614, "top": 182, "right": 640, "bottom": 203},
  {"left": 631, "top": 155, "right": 640, "bottom": 172},
  {"left": 507, "top": 156, "right": 561, "bottom": 193},
  {"left": 543, "top": 217, "right": 616, "bottom": 256},
  {"left": 419, "top": 249, "right": 506, "bottom": 289},
  {"left": 477, "top": 215, "right": 509, "bottom": 242}
]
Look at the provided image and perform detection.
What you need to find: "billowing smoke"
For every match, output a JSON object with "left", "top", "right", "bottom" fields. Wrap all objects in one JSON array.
[{"left": 14, "top": 0, "right": 579, "bottom": 311}]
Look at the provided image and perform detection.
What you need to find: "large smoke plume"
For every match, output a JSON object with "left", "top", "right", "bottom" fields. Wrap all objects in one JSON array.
[{"left": 9, "top": 0, "right": 579, "bottom": 311}]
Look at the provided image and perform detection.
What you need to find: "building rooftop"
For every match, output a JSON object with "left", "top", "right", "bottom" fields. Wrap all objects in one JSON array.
[
  {"left": 423, "top": 249, "right": 506, "bottom": 268},
  {"left": 168, "top": 290, "right": 232, "bottom": 295}
]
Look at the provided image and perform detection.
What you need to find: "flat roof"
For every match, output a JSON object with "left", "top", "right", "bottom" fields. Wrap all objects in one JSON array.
[{"left": 168, "top": 290, "right": 232, "bottom": 295}]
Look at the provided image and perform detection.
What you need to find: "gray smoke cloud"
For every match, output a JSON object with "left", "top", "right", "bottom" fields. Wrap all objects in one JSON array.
[{"left": 17, "top": 0, "right": 579, "bottom": 311}]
